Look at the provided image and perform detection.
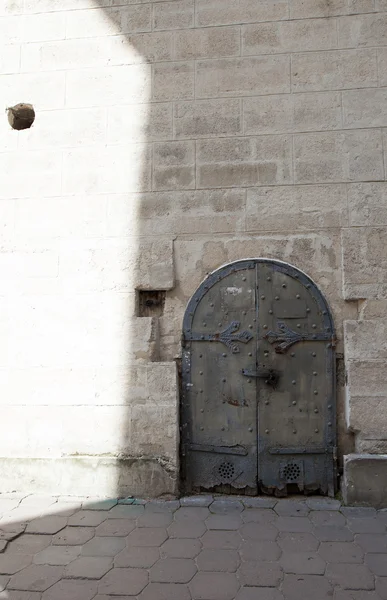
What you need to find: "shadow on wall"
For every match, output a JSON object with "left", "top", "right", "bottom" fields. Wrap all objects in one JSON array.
[{"left": 90, "top": 0, "right": 179, "bottom": 499}]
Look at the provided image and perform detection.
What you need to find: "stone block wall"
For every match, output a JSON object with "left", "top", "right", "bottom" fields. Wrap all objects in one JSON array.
[{"left": 0, "top": 0, "right": 386, "bottom": 496}]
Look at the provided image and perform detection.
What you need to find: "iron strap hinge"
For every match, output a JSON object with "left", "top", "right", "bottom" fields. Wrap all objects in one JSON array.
[{"left": 188, "top": 443, "right": 248, "bottom": 456}]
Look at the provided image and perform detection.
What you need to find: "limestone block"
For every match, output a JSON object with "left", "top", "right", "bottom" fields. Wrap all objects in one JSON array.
[
  {"left": 18, "top": 108, "right": 106, "bottom": 150},
  {"left": 108, "top": 103, "right": 173, "bottom": 143},
  {"left": 153, "top": 141, "right": 195, "bottom": 191},
  {"left": 63, "top": 143, "right": 152, "bottom": 195},
  {"left": 378, "top": 49, "right": 387, "bottom": 87},
  {"left": 0, "top": 149, "right": 62, "bottom": 199},
  {"left": 0, "top": 0, "right": 23, "bottom": 15},
  {"left": 3, "top": 293, "right": 145, "bottom": 369},
  {"left": 0, "top": 199, "right": 14, "bottom": 240},
  {"left": 22, "top": 0, "right": 110, "bottom": 11},
  {"left": 175, "top": 26, "right": 240, "bottom": 60},
  {"left": 197, "top": 135, "right": 292, "bottom": 188},
  {"left": 66, "top": 64, "right": 151, "bottom": 108},
  {"left": 338, "top": 13, "right": 387, "bottom": 48},
  {"left": 348, "top": 183, "right": 387, "bottom": 227},
  {"left": 244, "top": 92, "right": 342, "bottom": 135},
  {"left": 342, "top": 455, "right": 387, "bottom": 508},
  {"left": 0, "top": 44, "right": 20, "bottom": 74},
  {"left": 343, "top": 88, "right": 387, "bottom": 128},
  {"left": 347, "top": 359, "right": 387, "bottom": 400},
  {"left": 0, "top": 245, "right": 58, "bottom": 279},
  {"left": 131, "top": 404, "right": 178, "bottom": 463},
  {"left": 246, "top": 185, "right": 348, "bottom": 231},
  {"left": 21, "top": 11, "right": 66, "bottom": 42},
  {"left": 0, "top": 365, "right": 143, "bottom": 407},
  {"left": 153, "top": 0, "right": 194, "bottom": 31},
  {"left": 153, "top": 61, "right": 194, "bottom": 102},
  {"left": 346, "top": 360, "right": 387, "bottom": 439},
  {"left": 15, "top": 195, "right": 107, "bottom": 239},
  {"left": 294, "top": 130, "right": 384, "bottom": 184},
  {"left": 174, "top": 99, "right": 242, "bottom": 139},
  {"left": 1, "top": 71, "right": 66, "bottom": 109},
  {"left": 195, "top": 0, "right": 289, "bottom": 26},
  {"left": 242, "top": 19, "right": 337, "bottom": 55},
  {"left": 146, "top": 362, "right": 178, "bottom": 406},
  {"left": 344, "top": 320, "right": 387, "bottom": 361},
  {"left": 125, "top": 32, "right": 174, "bottom": 63},
  {"left": 342, "top": 227, "right": 387, "bottom": 299},
  {"left": 0, "top": 14, "right": 22, "bottom": 44},
  {"left": 289, "top": 0, "right": 374, "bottom": 18},
  {"left": 376, "top": 0, "right": 387, "bottom": 9},
  {"left": 358, "top": 299, "right": 387, "bottom": 320},
  {"left": 292, "top": 49, "right": 377, "bottom": 92},
  {"left": 135, "top": 238, "right": 174, "bottom": 290},
  {"left": 196, "top": 56, "right": 290, "bottom": 98},
  {"left": 22, "top": 33, "right": 173, "bottom": 72},
  {"left": 66, "top": 5, "right": 151, "bottom": 38},
  {"left": 135, "top": 189, "right": 246, "bottom": 235}
]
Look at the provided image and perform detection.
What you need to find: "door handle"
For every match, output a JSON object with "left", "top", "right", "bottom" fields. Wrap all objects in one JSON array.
[{"left": 241, "top": 367, "right": 280, "bottom": 388}]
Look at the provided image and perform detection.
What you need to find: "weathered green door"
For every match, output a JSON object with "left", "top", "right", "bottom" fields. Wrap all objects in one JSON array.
[{"left": 181, "top": 259, "right": 336, "bottom": 497}]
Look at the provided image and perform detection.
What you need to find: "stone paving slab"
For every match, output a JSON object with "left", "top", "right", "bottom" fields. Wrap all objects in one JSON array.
[{"left": 0, "top": 494, "right": 387, "bottom": 599}]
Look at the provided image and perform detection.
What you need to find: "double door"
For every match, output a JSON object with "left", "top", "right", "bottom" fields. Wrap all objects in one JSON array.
[{"left": 181, "top": 259, "right": 336, "bottom": 496}]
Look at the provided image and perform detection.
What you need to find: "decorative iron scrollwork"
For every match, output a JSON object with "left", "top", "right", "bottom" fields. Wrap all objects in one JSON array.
[
  {"left": 186, "top": 320, "right": 253, "bottom": 354},
  {"left": 264, "top": 321, "right": 332, "bottom": 354}
]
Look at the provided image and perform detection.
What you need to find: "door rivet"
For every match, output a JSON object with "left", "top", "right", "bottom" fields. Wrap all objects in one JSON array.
[
  {"left": 292, "top": 401, "right": 296, "bottom": 405},
  {"left": 242, "top": 276, "right": 246, "bottom": 281},
  {"left": 312, "top": 324, "right": 317, "bottom": 329},
  {"left": 323, "top": 310, "right": 327, "bottom": 315},
  {"left": 200, "top": 409, "right": 204, "bottom": 413},
  {"left": 292, "top": 380, "right": 296, "bottom": 385},
  {"left": 297, "top": 324, "right": 301, "bottom": 328},
  {"left": 218, "top": 322, "right": 222, "bottom": 327},
  {"left": 313, "top": 371, "right": 317, "bottom": 375},
  {"left": 265, "top": 400, "right": 269, "bottom": 405},
  {"left": 314, "top": 390, "right": 318, "bottom": 395},
  {"left": 263, "top": 325, "right": 268, "bottom": 329},
  {"left": 275, "top": 296, "right": 280, "bottom": 300},
  {"left": 247, "top": 379, "right": 251, "bottom": 383},
  {"left": 222, "top": 353, "right": 227, "bottom": 357},
  {"left": 269, "top": 309, "right": 273, "bottom": 315},
  {"left": 328, "top": 404, "right": 332, "bottom": 409},
  {"left": 199, "top": 354, "right": 203, "bottom": 358},
  {"left": 264, "top": 351, "right": 269, "bottom": 356},
  {"left": 293, "top": 429, "right": 297, "bottom": 434},
  {"left": 201, "top": 335, "right": 205, "bottom": 340},
  {"left": 222, "top": 378, "right": 226, "bottom": 382},
  {"left": 248, "top": 427, "right": 253, "bottom": 432},
  {"left": 328, "top": 422, "right": 332, "bottom": 427},
  {"left": 261, "top": 295, "right": 265, "bottom": 300},
  {"left": 248, "top": 352, "right": 252, "bottom": 357},
  {"left": 265, "top": 429, "right": 270, "bottom": 434},
  {"left": 265, "top": 380, "right": 269, "bottom": 384},
  {"left": 249, "top": 325, "right": 253, "bottom": 329},
  {"left": 282, "top": 284, "right": 286, "bottom": 288},
  {"left": 221, "top": 427, "right": 225, "bottom": 431},
  {"left": 314, "top": 408, "right": 318, "bottom": 413},
  {"left": 291, "top": 352, "right": 295, "bottom": 357},
  {"left": 315, "top": 428, "right": 319, "bottom": 433},
  {"left": 200, "top": 427, "right": 204, "bottom": 431},
  {"left": 306, "top": 308, "right": 311, "bottom": 313},
  {"left": 210, "top": 303, "right": 214, "bottom": 307},
  {"left": 267, "top": 277, "right": 271, "bottom": 281},
  {"left": 199, "top": 371, "right": 203, "bottom": 375},
  {"left": 312, "top": 352, "right": 316, "bottom": 357},
  {"left": 296, "top": 294, "right": 300, "bottom": 299}
]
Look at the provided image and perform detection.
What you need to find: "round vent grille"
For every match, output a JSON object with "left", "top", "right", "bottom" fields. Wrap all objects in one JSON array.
[
  {"left": 218, "top": 461, "right": 235, "bottom": 482},
  {"left": 283, "top": 463, "right": 301, "bottom": 482}
]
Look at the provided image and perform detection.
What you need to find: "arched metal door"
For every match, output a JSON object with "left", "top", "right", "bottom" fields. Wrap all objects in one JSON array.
[{"left": 181, "top": 259, "right": 336, "bottom": 497}]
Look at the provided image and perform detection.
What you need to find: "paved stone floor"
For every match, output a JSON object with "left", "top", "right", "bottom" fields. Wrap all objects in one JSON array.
[{"left": 1, "top": 494, "right": 387, "bottom": 599}]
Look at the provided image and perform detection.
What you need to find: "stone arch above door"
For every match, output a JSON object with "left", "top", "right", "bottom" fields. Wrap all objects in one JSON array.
[{"left": 181, "top": 259, "right": 336, "bottom": 497}]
